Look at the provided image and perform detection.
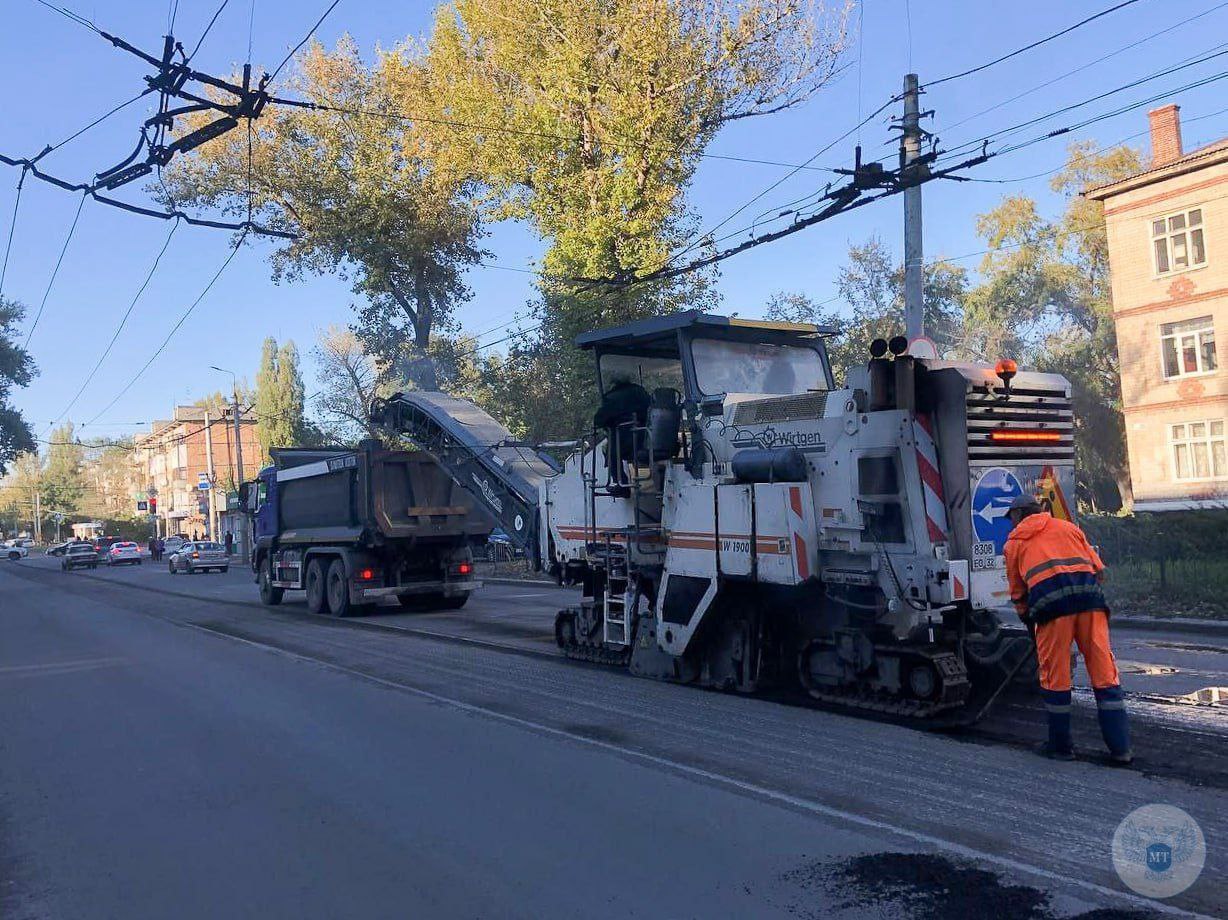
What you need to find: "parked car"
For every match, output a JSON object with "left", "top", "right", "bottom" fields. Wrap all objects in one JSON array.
[
  {"left": 46, "top": 540, "right": 74, "bottom": 556},
  {"left": 104, "top": 541, "right": 143, "bottom": 566},
  {"left": 61, "top": 543, "right": 99, "bottom": 571},
  {"left": 162, "top": 535, "right": 189, "bottom": 555},
  {"left": 6, "top": 542, "right": 29, "bottom": 560},
  {"left": 168, "top": 541, "right": 229, "bottom": 574}
]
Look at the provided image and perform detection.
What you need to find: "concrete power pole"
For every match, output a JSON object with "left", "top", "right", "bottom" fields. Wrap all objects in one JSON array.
[
  {"left": 231, "top": 387, "right": 247, "bottom": 562},
  {"left": 204, "top": 409, "right": 218, "bottom": 541},
  {"left": 900, "top": 73, "right": 925, "bottom": 342},
  {"left": 231, "top": 387, "right": 245, "bottom": 489}
]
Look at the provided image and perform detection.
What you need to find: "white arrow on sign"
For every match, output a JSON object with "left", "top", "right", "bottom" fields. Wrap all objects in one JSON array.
[{"left": 974, "top": 497, "right": 1013, "bottom": 525}]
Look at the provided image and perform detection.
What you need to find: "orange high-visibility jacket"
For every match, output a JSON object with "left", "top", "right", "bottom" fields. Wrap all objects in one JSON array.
[{"left": 1004, "top": 513, "right": 1107, "bottom": 625}]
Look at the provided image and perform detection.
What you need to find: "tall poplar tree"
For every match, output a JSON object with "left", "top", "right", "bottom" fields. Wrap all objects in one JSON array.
[{"left": 255, "top": 337, "right": 308, "bottom": 454}]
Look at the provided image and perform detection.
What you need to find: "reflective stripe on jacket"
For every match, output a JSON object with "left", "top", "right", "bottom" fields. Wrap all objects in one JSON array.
[{"left": 1004, "top": 513, "right": 1107, "bottom": 625}]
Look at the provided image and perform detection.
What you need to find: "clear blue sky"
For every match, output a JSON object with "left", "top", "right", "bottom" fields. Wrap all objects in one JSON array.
[{"left": 2, "top": 0, "right": 1226, "bottom": 444}]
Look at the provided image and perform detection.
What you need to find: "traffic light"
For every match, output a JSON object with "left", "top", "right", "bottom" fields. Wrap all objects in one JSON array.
[{"left": 149, "top": 496, "right": 157, "bottom": 514}]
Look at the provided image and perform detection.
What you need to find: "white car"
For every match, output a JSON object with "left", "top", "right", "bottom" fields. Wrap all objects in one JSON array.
[
  {"left": 104, "top": 541, "right": 143, "bottom": 566},
  {"left": 5, "top": 543, "right": 29, "bottom": 560}
]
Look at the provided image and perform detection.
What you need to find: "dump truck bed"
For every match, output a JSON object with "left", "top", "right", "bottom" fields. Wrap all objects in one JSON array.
[{"left": 271, "top": 446, "right": 490, "bottom": 547}]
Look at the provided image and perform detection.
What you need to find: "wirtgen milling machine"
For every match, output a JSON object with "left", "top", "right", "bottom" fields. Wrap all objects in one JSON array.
[{"left": 372, "top": 311, "right": 1077, "bottom": 720}]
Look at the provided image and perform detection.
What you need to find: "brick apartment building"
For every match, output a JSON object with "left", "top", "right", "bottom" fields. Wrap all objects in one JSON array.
[
  {"left": 132, "top": 405, "right": 262, "bottom": 540},
  {"left": 1087, "top": 104, "right": 1227, "bottom": 511}
]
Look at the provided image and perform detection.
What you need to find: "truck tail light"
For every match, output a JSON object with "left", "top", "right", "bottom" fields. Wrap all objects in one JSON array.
[
  {"left": 359, "top": 567, "right": 376, "bottom": 581},
  {"left": 191, "top": 552, "right": 200, "bottom": 559},
  {"left": 455, "top": 562, "right": 472, "bottom": 576},
  {"left": 989, "top": 430, "right": 1061, "bottom": 444}
]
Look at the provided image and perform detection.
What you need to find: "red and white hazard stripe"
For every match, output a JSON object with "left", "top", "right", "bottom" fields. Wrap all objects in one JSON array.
[
  {"left": 914, "top": 413, "right": 949, "bottom": 545},
  {"left": 787, "top": 485, "right": 811, "bottom": 580}
]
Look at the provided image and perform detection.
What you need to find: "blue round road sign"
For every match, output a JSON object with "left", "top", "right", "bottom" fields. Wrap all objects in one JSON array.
[{"left": 971, "top": 467, "right": 1024, "bottom": 554}]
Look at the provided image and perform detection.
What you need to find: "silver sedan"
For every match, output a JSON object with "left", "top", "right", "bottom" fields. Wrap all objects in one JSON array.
[{"left": 168, "top": 541, "right": 230, "bottom": 574}]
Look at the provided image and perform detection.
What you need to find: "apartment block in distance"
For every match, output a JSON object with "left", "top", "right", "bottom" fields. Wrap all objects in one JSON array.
[
  {"left": 132, "top": 405, "right": 261, "bottom": 538},
  {"left": 1086, "top": 104, "right": 1227, "bottom": 510}
]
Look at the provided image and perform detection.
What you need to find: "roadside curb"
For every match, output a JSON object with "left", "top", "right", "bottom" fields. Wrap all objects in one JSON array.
[{"left": 1111, "top": 615, "right": 1228, "bottom": 637}]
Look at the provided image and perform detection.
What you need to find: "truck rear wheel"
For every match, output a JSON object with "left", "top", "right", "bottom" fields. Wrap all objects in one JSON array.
[
  {"left": 305, "top": 558, "right": 328, "bottom": 615},
  {"left": 326, "top": 559, "right": 355, "bottom": 617},
  {"left": 259, "top": 563, "right": 284, "bottom": 606}
]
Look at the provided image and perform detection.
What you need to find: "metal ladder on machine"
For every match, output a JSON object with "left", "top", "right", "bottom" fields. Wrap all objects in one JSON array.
[{"left": 602, "top": 537, "right": 631, "bottom": 647}]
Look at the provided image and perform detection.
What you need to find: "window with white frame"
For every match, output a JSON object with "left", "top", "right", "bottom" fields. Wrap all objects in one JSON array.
[
  {"left": 1170, "top": 419, "right": 1227, "bottom": 481},
  {"left": 1160, "top": 315, "right": 1218, "bottom": 379},
  {"left": 1152, "top": 208, "right": 1207, "bottom": 274}
]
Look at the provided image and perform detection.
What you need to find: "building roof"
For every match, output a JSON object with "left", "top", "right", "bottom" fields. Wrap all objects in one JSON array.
[
  {"left": 132, "top": 406, "right": 256, "bottom": 448},
  {"left": 1085, "top": 136, "right": 1228, "bottom": 201}
]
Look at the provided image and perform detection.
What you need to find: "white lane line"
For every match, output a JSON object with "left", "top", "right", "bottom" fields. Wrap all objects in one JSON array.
[
  {"left": 0, "top": 657, "right": 128, "bottom": 678},
  {"left": 503, "top": 593, "right": 551, "bottom": 598},
  {"left": 179, "top": 621, "right": 1212, "bottom": 919}
]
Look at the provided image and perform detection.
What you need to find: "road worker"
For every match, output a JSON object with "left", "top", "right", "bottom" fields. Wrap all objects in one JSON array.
[{"left": 1004, "top": 496, "right": 1132, "bottom": 764}]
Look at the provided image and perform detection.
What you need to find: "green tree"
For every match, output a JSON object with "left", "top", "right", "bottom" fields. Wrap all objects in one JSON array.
[
  {"left": 765, "top": 237, "right": 969, "bottom": 384},
  {"left": 0, "top": 297, "right": 35, "bottom": 473},
  {"left": 193, "top": 386, "right": 254, "bottom": 416},
  {"left": 397, "top": 0, "right": 850, "bottom": 436},
  {"left": 161, "top": 39, "right": 485, "bottom": 386},
  {"left": 42, "top": 422, "right": 86, "bottom": 514},
  {"left": 78, "top": 438, "right": 139, "bottom": 521},
  {"left": 966, "top": 141, "right": 1143, "bottom": 511},
  {"left": 255, "top": 337, "right": 308, "bottom": 454},
  {"left": 0, "top": 451, "right": 41, "bottom": 535}
]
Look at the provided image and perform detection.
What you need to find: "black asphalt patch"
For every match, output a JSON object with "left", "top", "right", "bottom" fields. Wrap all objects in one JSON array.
[{"left": 783, "top": 852, "right": 1161, "bottom": 920}]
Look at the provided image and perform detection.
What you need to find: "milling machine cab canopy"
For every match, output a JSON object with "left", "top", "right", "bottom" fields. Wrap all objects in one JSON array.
[{"left": 577, "top": 311, "right": 838, "bottom": 413}]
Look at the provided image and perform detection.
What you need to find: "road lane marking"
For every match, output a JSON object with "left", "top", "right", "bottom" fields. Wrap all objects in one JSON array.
[
  {"left": 0, "top": 657, "right": 128, "bottom": 679},
  {"left": 179, "top": 621, "right": 1213, "bottom": 919}
]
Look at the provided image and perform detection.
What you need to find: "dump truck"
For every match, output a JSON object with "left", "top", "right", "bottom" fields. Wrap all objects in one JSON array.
[
  {"left": 241, "top": 441, "right": 489, "bottom": 616},
  {"left": 372, "top": 312, "right": 1076, "bottom": 720}
]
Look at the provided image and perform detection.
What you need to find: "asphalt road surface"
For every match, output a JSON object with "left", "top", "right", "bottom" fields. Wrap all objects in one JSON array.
[{"left": 2, "top": 555, "right": 1226, "bottom": 919}]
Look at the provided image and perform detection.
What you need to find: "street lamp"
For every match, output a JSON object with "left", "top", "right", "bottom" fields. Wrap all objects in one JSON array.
[{"left": 208, "top": 365, "right": 244, "bottom": 485}]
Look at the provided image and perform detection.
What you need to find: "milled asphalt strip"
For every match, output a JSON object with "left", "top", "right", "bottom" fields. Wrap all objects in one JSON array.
[
  {"left": 45, "top": 563, "right": 563, "bottom": 664},
  {"left": 177, "top": 617, "right": 1212, "bottom": 920}
]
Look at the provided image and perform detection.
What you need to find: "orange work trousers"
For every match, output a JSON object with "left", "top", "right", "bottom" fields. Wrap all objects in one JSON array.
[{"left": 1033, "top": 609, "right": 1120, "bottom": 692}]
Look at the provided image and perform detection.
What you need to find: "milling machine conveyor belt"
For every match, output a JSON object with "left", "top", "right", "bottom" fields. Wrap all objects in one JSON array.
[{"left": 371, "top": 391, "right": 558, "bottom": 563}]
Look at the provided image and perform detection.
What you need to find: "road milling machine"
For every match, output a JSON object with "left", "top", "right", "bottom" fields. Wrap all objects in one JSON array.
[{"left": 371, "top": 311, "right": 1077, "bottom": 719}]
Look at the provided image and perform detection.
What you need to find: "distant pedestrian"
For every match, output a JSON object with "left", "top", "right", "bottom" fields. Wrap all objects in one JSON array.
[
  {"left": 224, "top": 531, "right": 234, "bottom": 556},
  {"left": 1005, "top": 496, "right": 1131, "bottom": 764}
]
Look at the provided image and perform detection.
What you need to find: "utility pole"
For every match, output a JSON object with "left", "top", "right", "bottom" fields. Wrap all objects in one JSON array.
[
  {"left": 900, "top": 73, "right": 926, "bottom": 342},
  {"left": 204, "top": 409, "right": 218, "bottom": 541},
  {"left": 33, "top": 490, "right": 41, "bottom": 543},
  {"left": 230, "top": 385, "right": 246, "bottom": 562},
  {"left": 231, "top": 387, "right": 245, "bottom": 491}
]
